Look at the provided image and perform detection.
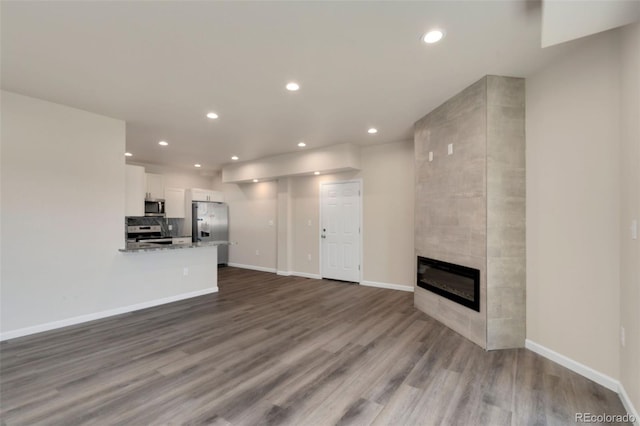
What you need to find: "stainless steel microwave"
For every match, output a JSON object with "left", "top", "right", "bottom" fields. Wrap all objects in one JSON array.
[{"left": 144, "top": 199, "right": 165, "bottom": 217}]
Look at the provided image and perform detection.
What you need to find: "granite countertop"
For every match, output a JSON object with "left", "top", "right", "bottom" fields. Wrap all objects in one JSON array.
[{"left": 119, "top": 241, "right": 232, "bottom": 253}]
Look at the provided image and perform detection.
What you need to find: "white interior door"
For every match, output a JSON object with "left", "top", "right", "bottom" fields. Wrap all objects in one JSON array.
[{"left": 320, "top": 181, "right": 361, "bottom": 283}]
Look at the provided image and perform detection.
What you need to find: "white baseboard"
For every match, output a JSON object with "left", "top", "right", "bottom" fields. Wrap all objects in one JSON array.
[
  {"left": 228, "top": 263, "right": 277, "bottom": 273},
  {"left": 242, "top": 266, "right": 320, "bottom": 280},
  {"left": 525, "top": 339, "right": 618, "bottom": 391},
  {"left": 360, "top": 280, "right": 414, "bottom": 292},
  {"left": 619, "top": 383, "right": 640, "bottom": 426},
  {"left": 238, "top": 265, "right": 411, "bottom": 289},
  {"left": 291, "top": 271, "right": 322, "bottom": 279},
  {"left": 0, "top": 287, "right": 219, "bottom": 342},
  {"left": 525, "top": 339, "right": 639, "bottom": 425}
]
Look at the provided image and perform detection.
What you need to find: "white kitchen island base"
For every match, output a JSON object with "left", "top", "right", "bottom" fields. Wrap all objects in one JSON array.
[{"left": 1, "top": 245, "right": 220, "bottom": 341}]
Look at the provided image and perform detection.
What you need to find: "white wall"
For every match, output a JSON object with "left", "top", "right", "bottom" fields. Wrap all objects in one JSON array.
[
  {"left": 619, "top": 22, "right": 640, "bottom": 413},
  {"left": 0, "top": 91, "right": 218, "bottom": 337},
  {"left": 212, "top": 175, "right": 278, "bottom": 270},
  {"left": 221, "top": 143, "right": 361, "bottom": 183},
  {"left": 526, "top": 30, "right": 622, "bottom": 379},
  {"left": 541, "top": 0, "right": 640, "bottom": 47},
  {"left": 135, "top": 162, "right": 214, "bottom": 190},
  {"left": 290, "top": 140, "right": 415, "bottom": 287},
  {"left": 214, "top": 140, "right": 415, "bottom": 288},
  {"left": 290, "top": 171, "right": 359, "bottom": 275},
  {"left": 276, "top": 178, "right": 293, "bottom": 273}
]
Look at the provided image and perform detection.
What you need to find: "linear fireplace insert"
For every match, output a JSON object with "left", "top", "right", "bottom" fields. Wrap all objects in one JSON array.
[{"left": 417, "top": 256, "right": 480, "bottom": 312}]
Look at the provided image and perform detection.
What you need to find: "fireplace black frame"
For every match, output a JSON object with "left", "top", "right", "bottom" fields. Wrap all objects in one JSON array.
[{"left": 416, "top": 256, "right": 480, "bottom": 312}]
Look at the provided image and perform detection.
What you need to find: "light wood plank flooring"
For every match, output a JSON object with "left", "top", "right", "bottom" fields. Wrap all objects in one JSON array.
[{"left": 0, "top": 267, "right": 630, "bottom": 425}]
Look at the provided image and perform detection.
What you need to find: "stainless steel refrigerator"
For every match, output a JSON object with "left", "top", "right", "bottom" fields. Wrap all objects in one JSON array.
[{"left": 192, "top": 201, "right": 228, "bottom": 265}]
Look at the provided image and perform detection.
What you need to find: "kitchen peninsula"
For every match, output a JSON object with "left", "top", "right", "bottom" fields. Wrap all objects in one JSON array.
[
  {"left": 1, "top": 90, "right": 232, "bottom": 340},
  {"left": 119, "top": 240, "right": 230, "bottom": 253},
  {"left": 117, "top": 218, "right": 232, "bottom": 312}
]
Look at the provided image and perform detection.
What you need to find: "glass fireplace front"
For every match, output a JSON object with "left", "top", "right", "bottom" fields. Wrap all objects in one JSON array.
[{"left": 417, "top": 256, "right": 480, "bottom": 312}]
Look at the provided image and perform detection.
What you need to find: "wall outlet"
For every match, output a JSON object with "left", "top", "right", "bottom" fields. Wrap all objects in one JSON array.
[
  {"left": 268, "top": 220, "right": 274, "bottom": 227},
  {"left": 183, "top": 267, "right": 189, "bottom": 276},
  {"left": 256, "top": 249, "right": 260, "bottom": 256},
  {"left": 168, "top": 224, "right": 173, "bottom": 231},
  {"left": 621, "top": 326, "right": 626, "bottom": 347},
  {"left": 307, "top": 254, "right": 311, "bottom": 261},
  {"left": 447, "top": 144, "right": 453, "bottom": 155},
  {"left": 307, "top": 219, "right": 312, "bottom": 227},
  {"left": 631, "top": 219, "right": 638, "bottom": 240},
  {"left": 428, "top": 151, "right": 433, "bottom": 162}
]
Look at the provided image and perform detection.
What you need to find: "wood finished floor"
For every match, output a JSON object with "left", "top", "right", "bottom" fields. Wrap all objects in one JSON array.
[{"left": 0, "top": 267, "right": 630, "bottom": 425}]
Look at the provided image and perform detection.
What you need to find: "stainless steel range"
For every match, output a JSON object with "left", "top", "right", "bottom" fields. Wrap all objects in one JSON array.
[{"left": 126, "top": 224, "right": 173, "bottom": 249}]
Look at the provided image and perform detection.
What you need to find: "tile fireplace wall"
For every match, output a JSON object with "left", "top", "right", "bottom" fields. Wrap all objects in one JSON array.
[{"left": 414, "top": 75, "right": 525, "bottom": 350}]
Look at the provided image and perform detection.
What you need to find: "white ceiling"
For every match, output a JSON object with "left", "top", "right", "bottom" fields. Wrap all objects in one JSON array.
[{"left": 2, "top": 1, "right": 577, "bottom": 172}]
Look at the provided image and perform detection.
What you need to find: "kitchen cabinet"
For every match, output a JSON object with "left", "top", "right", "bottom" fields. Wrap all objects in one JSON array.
[
  {"left": 189, "top": 188, "right": 223, "bottom": 202},
  {"left": 125, "top": 165, "right": 145, "bottom": 216},
  {"left": 164, "top": 187, "right": 185, "bottom": 218},
  {"left": 145, "top": 173, "right": 165, "bottom": 200}
]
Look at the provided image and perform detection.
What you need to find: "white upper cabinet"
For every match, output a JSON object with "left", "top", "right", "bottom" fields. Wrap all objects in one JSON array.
[
  {"left": 145, "top": 173, "right": 165, "bottom": 200},
  {"left": 125, "top": 165, "right": 145, "bottom": 217},
  {"left": 189, "top": 188, "right": 224, "bottom": 202},
  {"left": 164, "top": 187, "right": 185, "bottom": 218}
]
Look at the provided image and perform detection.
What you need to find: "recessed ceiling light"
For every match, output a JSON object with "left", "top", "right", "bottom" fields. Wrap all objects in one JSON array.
[
  {"left": 367, "top": 128, "right": 378, "bottom": 134},
  {"left": 253, "top": 179, "right": 259, "bottom": 183},
  {"left": 298, "top": 142, "right": 306, "bottom": 147},
  {"left": 286, "top": 82, "right": 300, "bottom": 91},
  {"left": 422, "top": 30, "right": 444, "bottom": 44},
  {"left": 124, "top": 152, "right": 133, "bottom": 157},
  {"left": 158, "top": 140, "right": 169, "bottom": 146},
  {"left": 314, "top": 171, "right": 320, "bottom": 175},
  {"left": 194, "top": 164, "right": 201, "bottom": 168},
  {"left": 231, "top": 156, "right": 239, "bottom": 161},
  {"left": 206, "top": 112, "right": 219, "bottom": 119}
]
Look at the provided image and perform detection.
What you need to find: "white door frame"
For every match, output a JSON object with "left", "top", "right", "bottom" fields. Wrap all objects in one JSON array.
[{"left": 318, "top": 179, "right": 363, "bottom": 283}]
